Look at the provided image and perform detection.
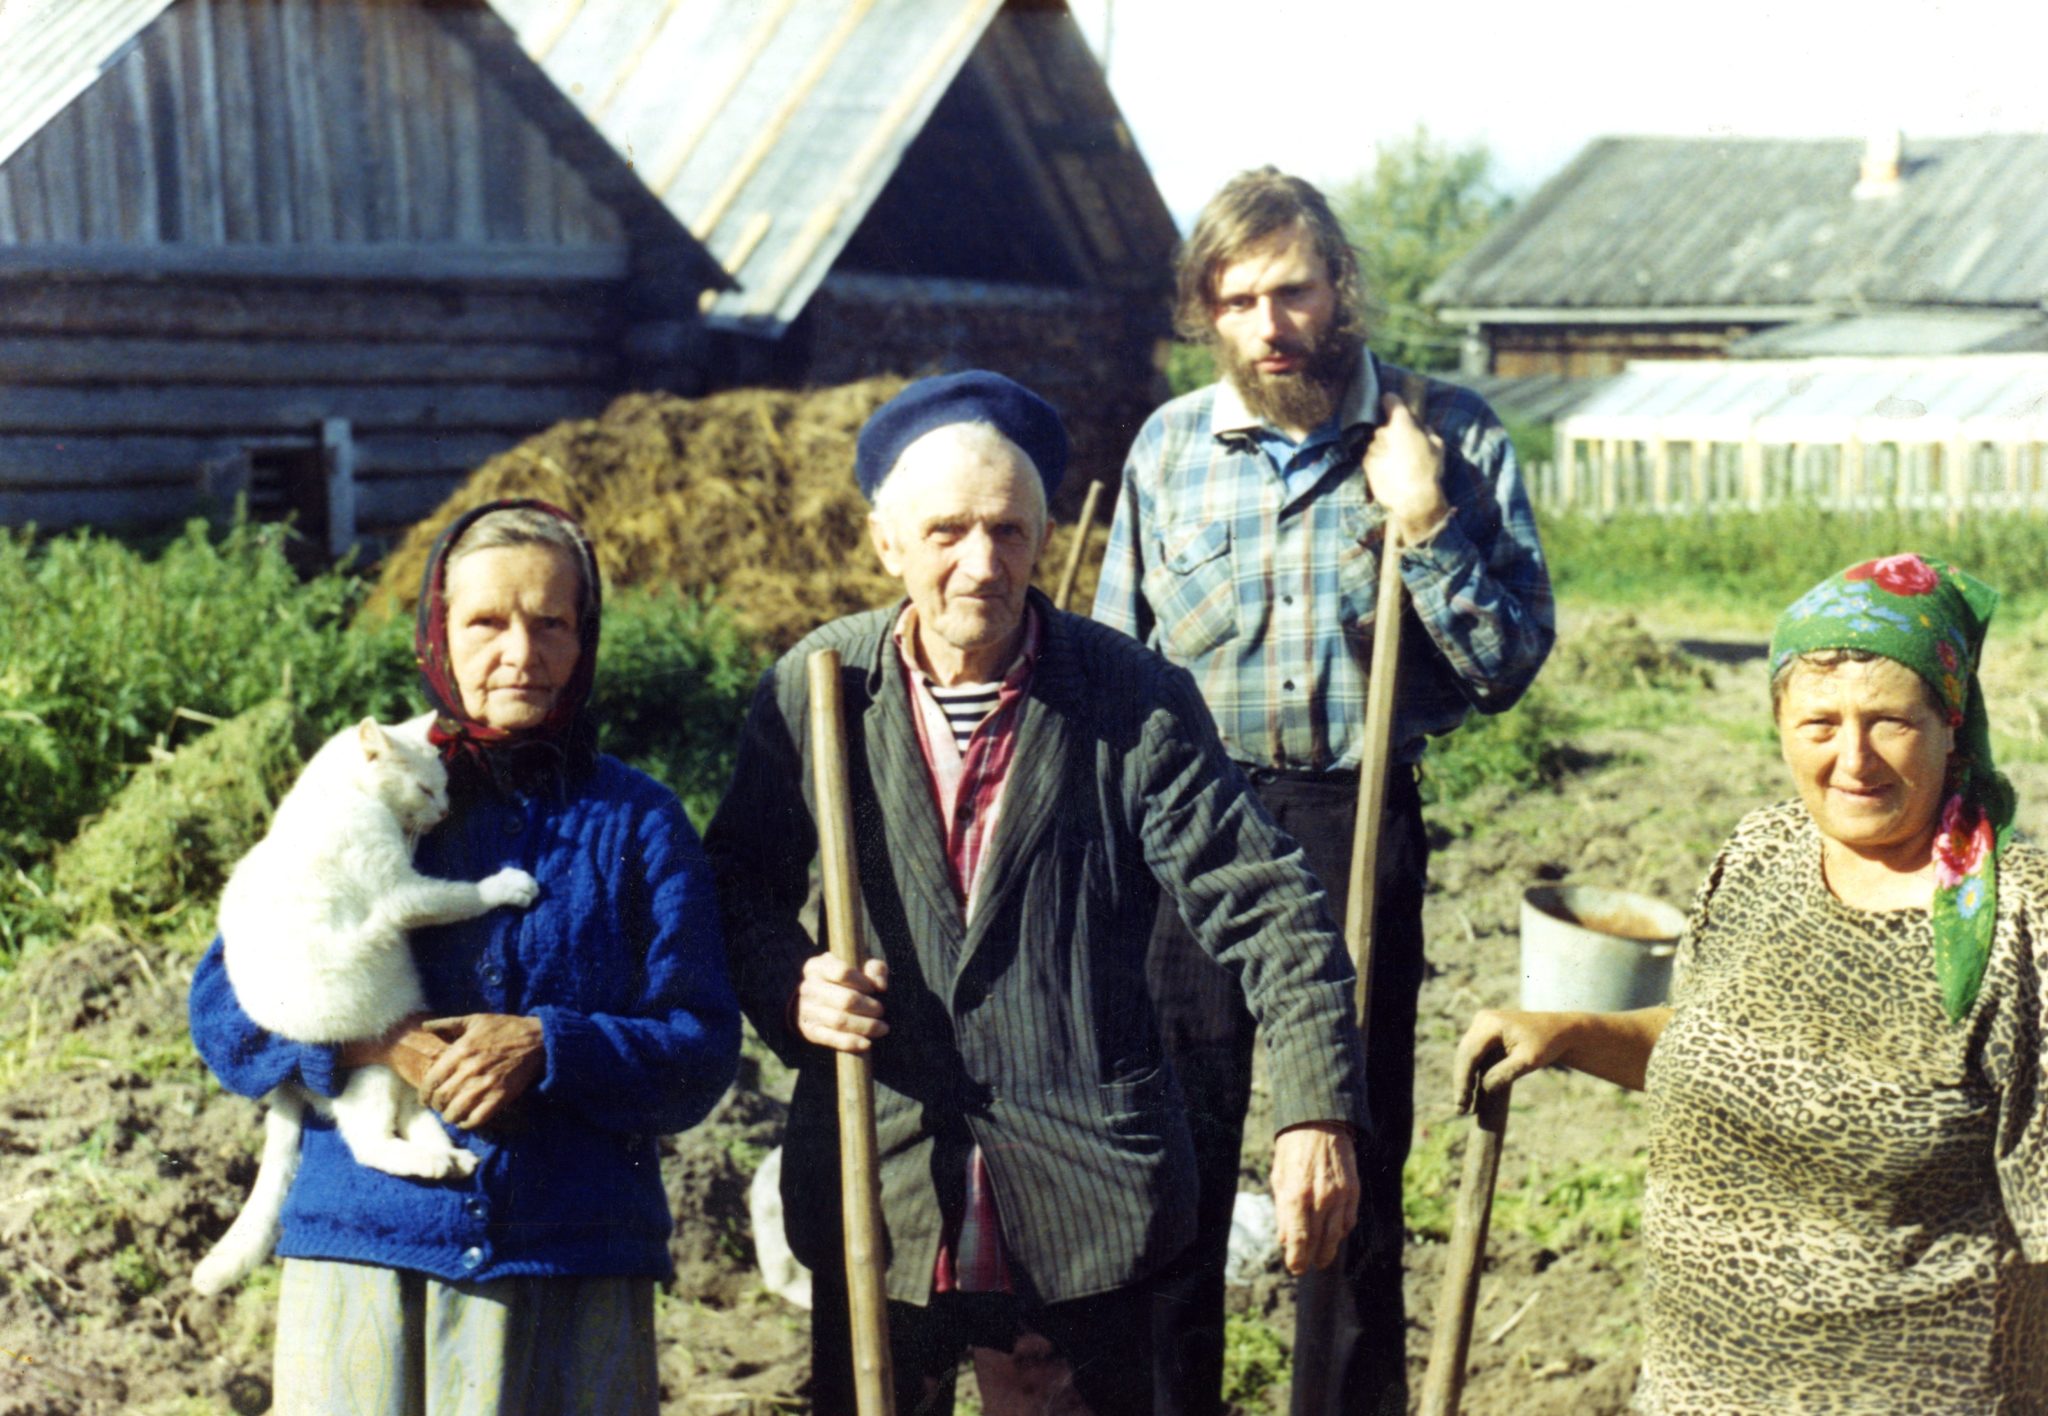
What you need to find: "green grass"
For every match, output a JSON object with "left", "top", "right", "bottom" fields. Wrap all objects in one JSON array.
[
  {"left": 1405, "top": 1123, "right": 1647, "bottom": 1264},
  {"left": 0, "top": 516, "right": 766, "bottom": 961},
  {"left": 1545, "top": 508, "right": 2048, "bottom": 627},
  {"left": 1221, "top": 1312, "right": 1291, "bottom": 1411}
]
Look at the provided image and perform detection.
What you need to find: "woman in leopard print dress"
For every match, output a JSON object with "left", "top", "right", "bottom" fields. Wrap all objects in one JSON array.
[{"left": 1456, "top": 554, "right": 2048, "bottom": 1414}]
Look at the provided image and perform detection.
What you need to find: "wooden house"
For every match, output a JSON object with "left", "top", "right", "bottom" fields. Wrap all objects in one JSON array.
[
  {"left": 1427, "top": 133, "right": 2048, "bottom": 379},
  {"left": 0, "top": 0, "right": 1176, "bottom": 543}
]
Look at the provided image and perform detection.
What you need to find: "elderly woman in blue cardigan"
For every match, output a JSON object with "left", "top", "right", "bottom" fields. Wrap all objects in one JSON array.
[{"left": 189, "top": 500, "right": 739, "bottom": 1413}]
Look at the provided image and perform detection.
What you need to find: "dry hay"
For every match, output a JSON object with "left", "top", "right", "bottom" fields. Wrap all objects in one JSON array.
[{"left": 366, "top": 380, "right": 1117, "bottom": 651}]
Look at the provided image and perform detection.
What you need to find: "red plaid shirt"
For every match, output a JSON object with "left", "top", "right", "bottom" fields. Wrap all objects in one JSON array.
[{"left": 894, "top": 604, "right": 1040, "bottom": 1294}]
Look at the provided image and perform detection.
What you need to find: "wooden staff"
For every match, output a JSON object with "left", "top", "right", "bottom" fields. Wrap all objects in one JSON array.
[
  {"left": 1052, "top": 478, "right": 1106, "bottom": 611},
  {"left": 1343, "top": 517, "right": 1406, "bottom": 1037},
  {"left": 1418, "top": 1080, "right": 1513, "bottom": 1416},
  {"left": 807, "top": 649, "right": 896, "bottom": 1416},
  {"left": 1295, "top": 408, "right": 1417, "bottom": 1413}
]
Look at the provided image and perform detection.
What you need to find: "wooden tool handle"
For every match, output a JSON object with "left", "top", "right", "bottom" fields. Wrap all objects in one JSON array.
[
  {"left": 806, "top": 649, "right": 897, "bottom": 1416},
  {"left": 1343, "top": 519, "right": 1405, "bottom": 1037},
  {"left": 1052, "top": 478, "right": 1106, "bottom": 612},
  {"left": 1417, "top": 1081, "right": 1513, "bottom": 1416}
]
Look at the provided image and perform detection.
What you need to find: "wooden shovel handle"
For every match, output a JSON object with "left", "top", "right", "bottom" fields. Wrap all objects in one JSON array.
[
  {"left": 1418, "top": 1081, "right": 1513, "bottom": 1416},
  {"left": 807, "top": 649, "right": 897, "bottom": 1416},
  {"left": 1052, "top": 478, "right": 1106, "bottom": 612}
]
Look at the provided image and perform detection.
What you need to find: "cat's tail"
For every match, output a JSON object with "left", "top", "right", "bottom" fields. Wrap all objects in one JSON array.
[{"left": 192, "top": 1089, "right": 304, "bottom": 1297}]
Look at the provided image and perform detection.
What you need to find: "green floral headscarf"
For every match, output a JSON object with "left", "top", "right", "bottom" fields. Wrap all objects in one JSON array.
[{"left": 1770, "top": 553, "right": 2014, "bottom": 1023}]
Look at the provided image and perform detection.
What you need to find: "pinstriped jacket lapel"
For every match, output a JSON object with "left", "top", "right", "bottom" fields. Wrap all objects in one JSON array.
[
  {"left": 959, "top": 594, "right": 1080, "bottom": 968},
  {"left": 859, "top": 614, "right": 967, "bottom": 957}
]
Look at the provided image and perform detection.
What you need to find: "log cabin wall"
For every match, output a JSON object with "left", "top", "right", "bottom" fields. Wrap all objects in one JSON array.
[{"left": 0, "top": 0, "right": 635, "bottom": 537}]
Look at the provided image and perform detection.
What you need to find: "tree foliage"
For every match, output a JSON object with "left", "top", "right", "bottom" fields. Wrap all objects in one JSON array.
[{"left": 1330, "top": 126, "right": 1512, "bottom": 372}]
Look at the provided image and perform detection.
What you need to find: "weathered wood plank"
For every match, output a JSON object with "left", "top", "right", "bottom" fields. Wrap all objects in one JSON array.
[
  {"left": 0, "top": 243, "right": 631, "bottom": 282},
  {"left": 442, "top": 24, "right": 489, "bottom": 243},
  {"left": 0, "top": 280, "right": 622, "bottom": 345},
  {"left": 280, "top": 0, "right": 332, "bottom": 244},
  {"left": 210, "top": 0, "right": 262, "bottom": 241},
  {"left": 365, "top": 1, "right": 413, "bottom": 240},
  {"left": 0, "top": 163, "right": 16, "bottom": 242},
  {"left": 405, "top": 6, "right": 454, "bottom": 241},
  {"left": 180, "top": 0, "right": 228, "bottom": 244},
  {"left": 0, "top": 338, "right": 619, "bottom": 387},
  {"left": 0, "top": 383, "right": 614, "bottom": 435},
  {"left": 68, "top": 59, "right": 126, "bottom": 241},
  {"left": 110, "top": 45, "right": 162, "bottom": 243},
  {"left": 32, "top": 99, "right": 87, "bottom": 244},
  {"left": 475, "top": 50, "right": 530, "bottom": 242},
  {"left": 317, "top": 0, "right": 370, "bottom": 245},
  {"left": 142, "top": 1, "right": 191, "bottom": 241},
  {"left": 246, "top": 0, "right": 297, "bottom": 241},
  {"left": 0, "top": 485, "right": 207, "bottom": 529}
]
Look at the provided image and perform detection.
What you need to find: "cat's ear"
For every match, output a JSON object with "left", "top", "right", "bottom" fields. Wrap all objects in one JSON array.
[{"left": 356, "top": 718, "right": 391, "bottom": 761}]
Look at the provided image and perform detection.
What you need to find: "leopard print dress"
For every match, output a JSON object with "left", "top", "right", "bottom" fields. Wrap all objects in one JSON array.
[{"left": 1639, "top": 800, "right": 2048, "bottom": 1415}]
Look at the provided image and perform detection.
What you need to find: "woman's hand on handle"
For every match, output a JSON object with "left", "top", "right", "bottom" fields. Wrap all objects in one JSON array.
[{"left": 1453, "top": 1006, "right": 1673, "bottom": 1112}]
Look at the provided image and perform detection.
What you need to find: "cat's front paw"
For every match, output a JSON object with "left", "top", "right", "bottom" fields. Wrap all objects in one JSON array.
[{"left": 480, "top": 868, "right": 540, "bottom": 910}]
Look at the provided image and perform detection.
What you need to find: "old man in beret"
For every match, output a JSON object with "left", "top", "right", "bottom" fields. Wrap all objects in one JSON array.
[{"left": 706, "top": 371, "right": 1369, "bottom": 1412}]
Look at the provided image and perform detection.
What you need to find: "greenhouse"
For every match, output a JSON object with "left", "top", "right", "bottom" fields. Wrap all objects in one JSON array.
[{"left": 1544, "top": 354, "right": 2048, "bottom": 518}]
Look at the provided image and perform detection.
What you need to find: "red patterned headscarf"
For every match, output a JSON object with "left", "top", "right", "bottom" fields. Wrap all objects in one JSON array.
[{"left": 414, "top": 499, "right": 602, "bottom": 788}]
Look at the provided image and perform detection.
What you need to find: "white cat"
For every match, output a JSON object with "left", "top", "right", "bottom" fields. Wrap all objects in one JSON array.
[{"left": 192, "top": 715, "right": 538, "bottom": 1296}]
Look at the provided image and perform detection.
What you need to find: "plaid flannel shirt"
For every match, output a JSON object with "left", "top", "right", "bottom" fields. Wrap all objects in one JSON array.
[{"left": 1094, "top": 348, "right": 1553, "bottom": 769}]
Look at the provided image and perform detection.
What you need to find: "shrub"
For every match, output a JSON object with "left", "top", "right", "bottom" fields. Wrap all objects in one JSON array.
[{"left": 0, "top": 518, "right": 415, "bottom": 860}]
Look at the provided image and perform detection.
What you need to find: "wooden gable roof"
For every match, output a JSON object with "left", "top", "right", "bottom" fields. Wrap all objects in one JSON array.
[{"left": 492, "top": 0, "right": 1175, "bottom": 333}]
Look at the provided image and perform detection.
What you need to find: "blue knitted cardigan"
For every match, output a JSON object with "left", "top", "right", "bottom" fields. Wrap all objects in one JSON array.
[{"left": 189, "top": 756, "right": 741, "bottom": 1283}]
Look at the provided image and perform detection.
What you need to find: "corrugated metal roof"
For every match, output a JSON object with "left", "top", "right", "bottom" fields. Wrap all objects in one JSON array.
[
  {"left": 0, "top": 0, "right": 176, "bottom": 169},
  {"left": 1462, "top": 372, "right": 1612, "bottom": 425},
  {"left": 1430, "top": 135, "right": 2048, "bottom": 314},
  {"left": 495, "top": 0, "right": 1006, "bottom": 331},
  {"left": 1728, "top": 312, "right": 2048, "bottom": 358},
  {"left": 1559, "top": 355, "right": 2048, "bottom": 443}
]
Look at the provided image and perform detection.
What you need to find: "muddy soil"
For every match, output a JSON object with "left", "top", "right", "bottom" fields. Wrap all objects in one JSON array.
[{"left": 5, "top": 620, "right": 2046, "bottom": 1415}]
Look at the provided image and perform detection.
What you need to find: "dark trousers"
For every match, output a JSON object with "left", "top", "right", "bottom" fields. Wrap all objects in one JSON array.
[
  {"left": 811, "top": 1260, "right": 1159, "bottom": 1415},
  {"left": 1146, "top": 769, "right": 1428, "bottom": 1416}
]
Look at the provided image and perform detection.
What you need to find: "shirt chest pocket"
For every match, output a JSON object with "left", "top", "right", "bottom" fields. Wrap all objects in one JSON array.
[{"left": 1141, "top": 521, "right": 1239, "bottom": 660}]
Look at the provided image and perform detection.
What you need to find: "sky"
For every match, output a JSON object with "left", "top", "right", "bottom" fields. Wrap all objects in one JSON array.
[{"left": 1064, "top": 0, "right": 2048, "bottom": 224}]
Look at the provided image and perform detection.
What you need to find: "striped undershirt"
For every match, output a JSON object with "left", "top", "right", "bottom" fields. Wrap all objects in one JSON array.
[{"left": 924, "top": 680, "right": 1003, "bottom": 754}]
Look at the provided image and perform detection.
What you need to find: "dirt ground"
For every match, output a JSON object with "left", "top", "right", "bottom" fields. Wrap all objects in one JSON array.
[{"left": 5, "top": 615, "right": 2047, "bottom": 1415}]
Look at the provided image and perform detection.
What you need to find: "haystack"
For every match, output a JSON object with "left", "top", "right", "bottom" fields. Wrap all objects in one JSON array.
[{"left": 366, "top": 381, "right": 1109, "bottom": 651}]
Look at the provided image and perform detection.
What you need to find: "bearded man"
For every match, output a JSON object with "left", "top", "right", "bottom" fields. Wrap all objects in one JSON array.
[
  {"left": 708, "top": 371, "right": 1370, "bottom": 1414},
  {"left": 1094, "top": 169, "right": 1554, "bottom": 1416}
]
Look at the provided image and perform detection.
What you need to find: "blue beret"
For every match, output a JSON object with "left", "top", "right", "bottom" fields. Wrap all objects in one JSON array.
[{"left": 855, "top": 371, "right": 1068, "bottom": 503}]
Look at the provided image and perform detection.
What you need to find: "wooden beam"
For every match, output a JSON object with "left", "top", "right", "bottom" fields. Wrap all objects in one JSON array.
[
  {"left": 0, "top": 242, "right": 631, "bottom": 282},
  {"left": 322, "top": 417, "right": 356, "bottom": 558},
  {"left": 0, "top": 280, "right": 623, "bottom": 345},
  {"left": 0, "top": 434, "right": 243, "bottom": 487},
  {"left": 0, "top": 485, "right": 205, "bottom": 529},
  {"left": 0, "top": 337, "right": 618, "bottom": 386},
  {"left": 0, "top": 384, "right": 613, "bottom": 436}
]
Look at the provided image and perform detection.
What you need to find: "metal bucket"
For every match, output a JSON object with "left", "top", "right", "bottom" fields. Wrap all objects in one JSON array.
[{"left": 1519, "top": 884, "right": 1684, "bottom": 1012}]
